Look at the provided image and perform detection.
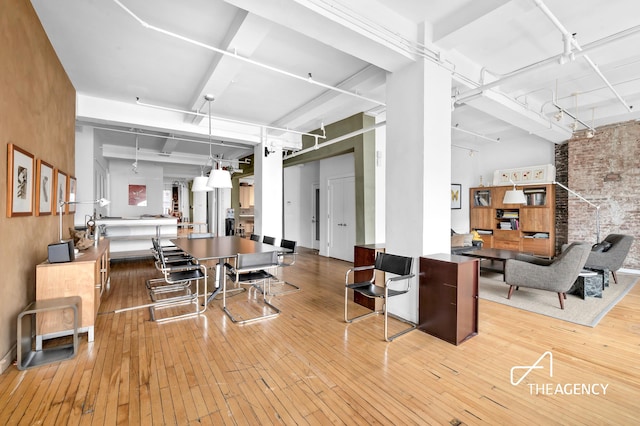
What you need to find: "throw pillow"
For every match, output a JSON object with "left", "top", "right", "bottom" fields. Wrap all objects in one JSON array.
[
  {"left": 462, "top": 233, "right": 473, "bottom": 247},
  {"left": 591, "top": 241, "right": 612, "bottom": 252},
  {"left": 451, "top": 234, "right": 466, "bottom": 247}
]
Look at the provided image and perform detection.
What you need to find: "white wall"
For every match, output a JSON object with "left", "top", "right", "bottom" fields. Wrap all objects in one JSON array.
[
  {"left": 375, "top": 113, "right": 386, "bottom": 243},
  {"left": 283, "top": 165, "right": 302, "bottom": 243},
  {"left": 108, "top": 159, "right": 165, "bottom": 217}
]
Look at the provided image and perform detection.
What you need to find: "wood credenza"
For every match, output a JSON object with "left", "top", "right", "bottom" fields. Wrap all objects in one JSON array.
[
  {"left": 418, "top": 254, "right": 479, "bottom": 345},
  {"left": 36, "top": 240, "right": 110, "bottom": 344},
  {"left": 353, "top": 244, "right": 385, "bottom": 310}
]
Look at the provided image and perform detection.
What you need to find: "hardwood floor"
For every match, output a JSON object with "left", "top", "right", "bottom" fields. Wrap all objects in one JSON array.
[{"left": 1, "top": 248, "right": 639, "bottom": 425}]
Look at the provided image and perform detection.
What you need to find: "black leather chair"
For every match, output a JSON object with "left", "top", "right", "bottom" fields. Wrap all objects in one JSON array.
[
  {"left": 148, "top": 244, "right": 207, "bottom": 322},
  {"left": 262, "top": 236, "right": 276, "bottom": 245},
  {"left": 222, "top": 251, "right": 280, "bottom": 324},
  {"left": 344, "top": 252, "right": 415, "bottom": 342},
  {"left": 249, "top": 234, "right": 261, "bottom": 242},
  {"left": 268, "top": 239, "right": 300, "bottom": 295}
]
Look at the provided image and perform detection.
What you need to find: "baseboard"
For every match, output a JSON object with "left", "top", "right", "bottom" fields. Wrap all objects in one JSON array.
[
  {"left": 619, "top": 268, "right": 640, "bottom": 275},
  {"left": 0, "top": 344, "right": 16, "bottom": 374}
]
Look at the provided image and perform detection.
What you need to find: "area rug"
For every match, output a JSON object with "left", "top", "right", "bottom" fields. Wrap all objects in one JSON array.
[{"left": 479, "top": 272, "right": 638, "bottom": 327}]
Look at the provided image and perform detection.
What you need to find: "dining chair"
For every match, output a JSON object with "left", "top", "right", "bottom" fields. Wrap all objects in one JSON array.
[
  {"left": 250, "top": 234, "right": 261, "bottom": 242},
  {"left": 344, "top": 252, "right": 415, "bottom": 342},
  {"left": 262, "top": 236, "right": 276, "bottom": 245},
  {"left": 222, "top": 251, "right": 280, "bottom": 324},
  {"left": 267, "top": 239, "right": 300, "bottom": 296}
]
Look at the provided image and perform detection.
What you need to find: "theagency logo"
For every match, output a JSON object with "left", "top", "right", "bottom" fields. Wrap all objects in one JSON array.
[{"left": 510, "top": 351, "right": 609, "bottom": 396}]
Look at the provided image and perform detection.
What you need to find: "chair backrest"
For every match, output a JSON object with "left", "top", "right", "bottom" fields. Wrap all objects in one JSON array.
[
  {"left": 250, "top": 234, "right": 261, "bottom": 242},
  {"left": 262, "top": 236, "right": 276, "bottom": 245},
  {"left": 374, "top": 252, "right": 413, "bottom": 276},
  {"left": 188, "top": 233, "right": 214, "bottom": 239},
  {"left": 280, "top": 239, "right": 297, "bottom": 252},
  {"left": 552, "top": 242, "right": 591, "bottom": 283},
  {"left": 587, "top": 234, "right": 634, "bottom": 271},
  {"left": 236, "top": 251, "right": 279, "bottom": 269}
]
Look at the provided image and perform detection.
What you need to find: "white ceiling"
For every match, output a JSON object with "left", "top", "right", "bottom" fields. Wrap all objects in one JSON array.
[{"left": 31, "top": 0, "right": 640, "bottom": 177}]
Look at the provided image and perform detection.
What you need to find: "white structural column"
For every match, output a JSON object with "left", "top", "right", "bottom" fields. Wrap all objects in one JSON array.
[
  {"left": 385, "top": 56, "right": 452, "bottom": 323},
  {"left": 254, "top": 143, "right": 283, "bottom": 239}
]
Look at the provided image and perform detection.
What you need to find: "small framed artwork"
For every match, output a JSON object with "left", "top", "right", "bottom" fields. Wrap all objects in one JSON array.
[
  {"left": 68, "top": 176, "right": 77, "bottom": 214},
  {"left": 35, "top": 159, "right": 54, "bottom": 216},
  {"left": 6, "top": 144, "right": 34, "bottom": 217},
  {"left": 54, "top": 170, "right": 68, "bottom": 215},
  {"left": 451, "top": 184, "right": 462, "bottom": 209},
  {"left": 128, "top": 184, "right": 147, "bottom": 206}
]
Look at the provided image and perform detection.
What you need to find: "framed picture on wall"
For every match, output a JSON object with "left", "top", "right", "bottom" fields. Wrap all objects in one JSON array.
[
  {"left": 451, "top": 183, "right": 462, "bottom": 210},
  {"left": 68, "top": 176, "right": 77, "bottom": 213},
  {"left": 54, "top": 170, "right": 67, "bottom": 215},
  {"left": 35, "top": 159, "right": 54, "bottom": 216},
  {"left": 128, "top": 184, "right": 147, "bottom": 206},
  {"left": 6, "top": 144, "right": 34, "bottom": 217}
]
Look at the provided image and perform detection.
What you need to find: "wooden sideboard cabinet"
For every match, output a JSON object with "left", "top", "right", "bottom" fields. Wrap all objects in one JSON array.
[
  {"left": 418, "top": 254, "right": 478, "bottom": 345},
  {"left": 469, "top": 184, "right": 556, "bottom": 257},
  {"left": 353, "top": 244, "right": 385, "bottom": 310},
  {"left": 36, "top": 240, "right": 110, "bottom": 345}
]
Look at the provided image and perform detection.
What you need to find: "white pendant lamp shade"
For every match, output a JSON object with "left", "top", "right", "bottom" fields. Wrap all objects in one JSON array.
[
  {"left": 503, "top": 188, "right": 527, "bottom": 204},
  {"left": 192, "top": 175, "right": 213, "bottom": 192},
  {"left": 207, "top": 169, "right": 232, "bottom": 189}
]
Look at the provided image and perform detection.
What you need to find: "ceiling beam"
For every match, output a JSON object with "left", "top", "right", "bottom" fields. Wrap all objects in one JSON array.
[
  {"left": 187, "top": 10, "right": 273, "bottom": 124},
  {"left": 224, "top": 0, "right": 416, "bottom": 72}
]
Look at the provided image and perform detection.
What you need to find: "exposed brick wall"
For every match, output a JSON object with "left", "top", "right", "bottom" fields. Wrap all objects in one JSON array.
[
  {"left": 564, "top": 121, "right": 640, "bottom": 269},
  {"left": 554, "top": 143, "right": 568, "bottom": 253}
]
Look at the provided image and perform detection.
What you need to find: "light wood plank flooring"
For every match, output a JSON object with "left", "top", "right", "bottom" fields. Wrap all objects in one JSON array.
[{"left": 1, "top": 248, "right": 639, "bottom": 425}]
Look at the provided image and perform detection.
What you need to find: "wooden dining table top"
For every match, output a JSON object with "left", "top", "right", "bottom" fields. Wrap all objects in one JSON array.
[{"left": 171, "top": 235, "right": 286, "bottom": 261}]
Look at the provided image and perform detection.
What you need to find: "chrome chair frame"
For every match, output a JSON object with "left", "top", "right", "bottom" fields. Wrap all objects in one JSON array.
[
  {"left": 222, "top": 251, "right": 280, "bottom": 324},
  {"left": 344, "top": 253, "right": 415, "bottom": 342},
  {"left": 148, "top": 244, "right": 207, "bottom": 322},
  {"left": 267, "top": 239, "right": 301, "bottom": 296}
]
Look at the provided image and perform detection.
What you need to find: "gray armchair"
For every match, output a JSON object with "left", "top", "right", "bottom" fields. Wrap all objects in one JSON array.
[
  {"left": 504, "top": 243, "right": 590, "bottom": 309},
  {"left": 584, "top": 234, "right": 634, "bottom": 284}
]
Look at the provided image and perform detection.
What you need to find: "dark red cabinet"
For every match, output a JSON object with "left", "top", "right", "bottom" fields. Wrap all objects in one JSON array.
[{"left": 418, "top": 254, "right": 479, "bottom": 345}]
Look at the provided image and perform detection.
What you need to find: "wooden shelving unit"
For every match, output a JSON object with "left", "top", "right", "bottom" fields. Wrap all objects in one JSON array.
[{"left": 469, "top": 184, "right": 556, "bottom": 257}]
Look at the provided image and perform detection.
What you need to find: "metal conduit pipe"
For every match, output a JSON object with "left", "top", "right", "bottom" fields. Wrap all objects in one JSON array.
[
  {"left": 457, "top": 19, "right": 640, "bottom": 106},
  {"left": 283, "top": 121, "right": 386, "bottom": 160},
  {"left": 533, "top": 0, "right": 632, "bottom": 112},
  {"left": 112, "top": 0, "right": 385, "bottom": 107}
]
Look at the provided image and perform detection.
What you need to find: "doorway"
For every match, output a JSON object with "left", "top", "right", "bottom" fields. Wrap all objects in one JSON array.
[
  {"left": 311, "top": 184, "right": 320, "bottom": 250},
  {"left": 327, "top": 176, "right": 355, "bottom": 262}
]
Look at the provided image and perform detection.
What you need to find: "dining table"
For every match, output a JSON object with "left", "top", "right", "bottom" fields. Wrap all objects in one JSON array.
[{"left": 170, "top": 235, "right": 288, "bottom": 305}]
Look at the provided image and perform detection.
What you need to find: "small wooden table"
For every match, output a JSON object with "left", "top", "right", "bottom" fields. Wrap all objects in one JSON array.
[{"left": 461, "top": 248, "right": 529, "bottom": 280}]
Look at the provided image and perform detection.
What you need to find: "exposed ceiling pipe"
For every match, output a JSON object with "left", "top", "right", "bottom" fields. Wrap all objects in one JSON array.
[
  {"left": 451, "top": 124, "right": 500, "bottom": 143},
  {"left": 532, "top": 0, "right": 632, "bottom": 112},
  {"left": 283, "top": 121, "right": 385, "bottom": 160},
  {"left": 135, "top": 98, "right": 324, "bottom": 140},
  {"left": 455, "top": 21, "right": 640, "bottom": 105},
  {"left": 112, "top": 0, "right": 385, "bottom": 107},
  {"left": 86, "top": 124, "right": 251, "bottom": 150}
]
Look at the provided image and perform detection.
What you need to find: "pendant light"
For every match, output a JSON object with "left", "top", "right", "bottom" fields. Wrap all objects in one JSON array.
[{"left": 203, "top": 94, "right": 232, "bottom": 189}]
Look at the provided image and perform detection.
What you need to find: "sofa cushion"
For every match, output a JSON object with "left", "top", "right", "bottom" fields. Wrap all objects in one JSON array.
[{"left": 451, "top": 233, "right": 473, "bottom": 247}]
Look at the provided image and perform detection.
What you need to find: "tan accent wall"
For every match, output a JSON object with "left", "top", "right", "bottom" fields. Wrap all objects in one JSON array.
[{"left": 0, "top": 0, "right": 76, "bottom": 372}]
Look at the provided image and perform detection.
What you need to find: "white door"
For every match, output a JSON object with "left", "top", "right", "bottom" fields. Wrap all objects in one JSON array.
[
  {"left": 311, "top": 184, "right": 320, "bottom": 250},
  {"left": 328, "top": 176, "right": 355, "bottom": 262}
]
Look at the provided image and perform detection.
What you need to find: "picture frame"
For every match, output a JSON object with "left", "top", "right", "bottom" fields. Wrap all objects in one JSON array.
[
  {"left": 451, "top": 183, "right": 462, "bottom": 210},
  {"left": 54, "top": 170, "right": 68, "bottom": 215},
  {"left": 6, "top": 144, "right": 34, "bottom": 217},
  {"left": 68, "top": 176, "right": 77, "bottom": 213},
  {"left": 128, "top": 184, "right": 147, "bottom": 206},
  {"left": 35, "top": 159, "right": 54, "bottom": 216}
]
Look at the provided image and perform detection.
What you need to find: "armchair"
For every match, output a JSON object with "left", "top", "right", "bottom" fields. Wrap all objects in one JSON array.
[
  {"left": 584, "top": 234, "right": 634, "bottom": 284},
  {"left": 504, "top": 243, "right": 590, "bottom": 309}
]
